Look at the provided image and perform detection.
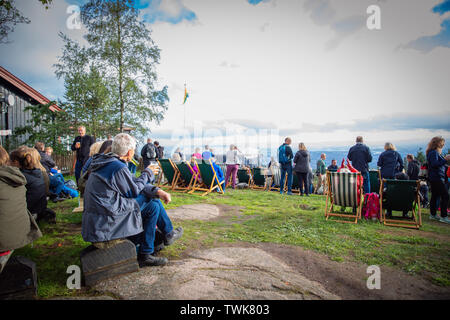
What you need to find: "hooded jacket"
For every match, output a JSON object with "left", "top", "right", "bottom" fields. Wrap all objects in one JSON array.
[
  {"left": 82, "top": 153, "right": 160, "bottom": 243},
  {"left": 426, "top": 150, "right": 447, "bottom": 182},
  {"left": 293, "top": 150, "right": 310, "bottom": 173},
  {"left": 0, "top": 166, "right": 42, "bottom": 252},
  {"left": 377, "top": 149, "right": 404, "bottom": 179},
  {"left": 407, "top": 159, "right": 420, "bottom": 180}
]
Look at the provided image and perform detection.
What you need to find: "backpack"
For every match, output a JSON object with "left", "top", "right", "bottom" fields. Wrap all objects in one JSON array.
[
  {"left": 278, "top": 145, "right": 289, "bottom": 164},
  {"left": 146, "top": 144, "right": 156, "bottom": 159},
  {"left": 363, "top": 193, "right": 380, "bottom": 220}
]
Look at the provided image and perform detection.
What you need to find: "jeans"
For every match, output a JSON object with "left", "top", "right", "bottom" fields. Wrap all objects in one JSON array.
[
  {"left": 75, "top": 160, "right": 83, "bottom": 184},
  {"left": 225, "top": 164, "right": 239, "bottom": 189},
  {"left": 280, "top": 163, "right": 293, "bottom": 194},
  {"left": 296, "top": 172, "right": 309, "bottom": 195},
  {"left": 361, "top": 171, "right": 370, "bottom": 194},
  {"left": 135, "top": 195, "right": 174, "bottom": 254},
  {"left": 430, "top": 180, "right": 448, "bottom": 218}
]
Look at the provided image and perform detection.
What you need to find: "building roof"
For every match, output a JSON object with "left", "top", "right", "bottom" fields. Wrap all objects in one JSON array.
[{"left": 0, "top": 66, "right": 61, "bottom": 112}]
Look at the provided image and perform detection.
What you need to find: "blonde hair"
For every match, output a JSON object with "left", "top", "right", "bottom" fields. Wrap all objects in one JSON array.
[
  {"left": 0, "top": 145, "right": 9, "bottom": 166},
  {"left": 11, "top": 146, "right": 47, "bottom": 173},
  {"left": 298, "top": 143, "right": 307, "bottom": 151},
  {"left": 45, "top": 146, "right": 53, "bottom": 153},
  {"left": 89, "top": 141, "right": 104, "bottom": 156},
  {"left": 426, "top": 136, "right": 445, "bottom": 155},
  {"left": 384, "top": 142, "right": 396, "bottom": 151}
]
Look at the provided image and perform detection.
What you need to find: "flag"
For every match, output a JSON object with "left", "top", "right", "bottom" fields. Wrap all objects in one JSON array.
[{"left": 183, "top": 85, "right": 189, "bottom": 104}]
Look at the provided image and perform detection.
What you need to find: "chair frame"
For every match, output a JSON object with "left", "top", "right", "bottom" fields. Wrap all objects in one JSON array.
[
  {"left": 325, "top": 171, "right": 364, "bottom": 224},
  {"left": 251, "top": 167, "right": 266, "bottom": 190},
  {"left": 157, "top": 159, "right": 181, "bottom": 190},
  {"left": 380, "top": 179, "right": 422, "bottom": 229},
  {"left": 189, "top": 159, "right": 225, "bottom": 196},
  {"left": 174, "top": 161, "right": 197, "bottom": 192}
]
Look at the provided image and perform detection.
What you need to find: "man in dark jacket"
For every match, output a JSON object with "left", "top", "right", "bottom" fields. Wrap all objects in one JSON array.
[
  {"left": 83, "top": 133, "right": 183, "bottom": 267},
  {"left": 406, "top": 154, "right": 420, "bottom": 180},
  {"left": 140, "top": 138, "right": 156, "bottom": 168},
  {"left": 327, "top": 159, "right": 338, "bottom": 171},
  {"left": 347, "top": 136, "right": 372, "bottom": 193},
  {"left": 35, "top": 142, "right": 56, "bottom": 172},
  {"left": 278, "top": 137, "right": 294, "bottom": 195},
  {"left": 71, "top": 126, "right": 95, "bottom": 183},
  {"left": 154, "top": 141, "right": 164, "bottom": 160}
]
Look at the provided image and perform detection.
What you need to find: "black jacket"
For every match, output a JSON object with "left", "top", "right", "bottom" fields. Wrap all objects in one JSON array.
[
  {"left": 377, "top": 150, "right": 403, "bottom": 179},
  {"left": 21, "top": 169, "right": 47, "bottom": 215},
  {"left": 293, "top": 150, "right": 310, "bottom": 173},
  {"left": 71, "top": 135, "right": 95, "bottom": 165},
  {"left": 38, "top": 150, "right": 56, "bottom": 172},
  {"left": 407, "top": 159, "right": 420, "bottom": 180},
  {"left": 347, "top": 143, "right": 372, "bottom": 173}
]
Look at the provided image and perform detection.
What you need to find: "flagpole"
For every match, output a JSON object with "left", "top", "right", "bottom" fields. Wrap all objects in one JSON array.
[{"left": 184, "top": 83, "right": 186, "bottom": 130}]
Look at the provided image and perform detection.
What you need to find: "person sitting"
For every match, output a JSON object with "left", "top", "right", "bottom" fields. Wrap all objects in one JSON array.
[
  {"left": 10, "top": 147, "right": 56, "bottom": 223},
  {"left": 377, "top": 142, "right": 403, "bottom": 179},
  {"left": 82, "top": 141, "right": 105, "bottom": 175},
  {"left": 406, "top": 154, "right": 420, "bottom": 181},
  {"left": 327, "top": 159, "right": 338, "bottom": 172},
  {"left": 192, "top": 148, "right": 202, "bottom": 160},
  {"left": 172, "top": 151, "right": 182, "bottom": 163},
  {"left": 0, "top": 146, "right": 42, "bottom": 274},
  {"left": 35, "top": 142, "right": 57, "bottom": 173},
  {"left": 82, "top": 133, "right": 183, "bottom": 267},
  {"left": 202, "top": 145, "right": 213, "bottom": 160}
]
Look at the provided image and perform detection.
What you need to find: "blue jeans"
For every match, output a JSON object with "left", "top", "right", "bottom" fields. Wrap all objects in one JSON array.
[
  {"left": 135, "top": 195, "right": 174, "bottom": 254},
  {"left": 75, "top": 160, "right": 83, "bottom": 184},
  {"left": 280, "top": 164, "right": 293, "bottom": 194},
  {"left": 362, "top": 171, "right": 370, "bottom": 194}
]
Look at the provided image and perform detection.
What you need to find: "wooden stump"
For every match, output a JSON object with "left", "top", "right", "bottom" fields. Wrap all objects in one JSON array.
[
  {"left": 0, "top": 256, "right": 38, "bottom": 300},
  {"left": 80, "top": 239, "right": 139, "bottom": 287}
]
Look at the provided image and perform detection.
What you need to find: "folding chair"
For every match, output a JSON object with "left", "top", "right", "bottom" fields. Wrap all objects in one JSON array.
[
  {"left": 176, "top": 161, "right": 197, "bottom": 192},
  {"left": 237, "top": 168, "right": 254, "bottom": 187},
  {"left": 190, "top": 159, "right": 225, "bottom": 196},
  {"left": 380, "top": 179, "right": 422, "bottom": 229},
  {"left": 157, "top": 159, "right": 180, "bottom": 190},
  {"left": 268, "top": 166, "right": 282, "bottom": 192},
  {"left": 251, "top": 168, "right": 266, "bottom": 190},
  {"left": 325, "top": 171, "right": 364, "bottom": 224},
  {"left": 369, "top": 169, "right": 382, "bottom": 194},
  {"left": 290, "top": 173, "right": 301, "bottom": 194}
]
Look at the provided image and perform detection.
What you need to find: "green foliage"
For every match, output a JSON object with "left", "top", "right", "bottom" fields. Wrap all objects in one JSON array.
[
  {"left": 416, "top": 147, "right": 426, "bottom": 164},
  {"left": 12, "top": 101, "right": 72, "bottom": 154}
]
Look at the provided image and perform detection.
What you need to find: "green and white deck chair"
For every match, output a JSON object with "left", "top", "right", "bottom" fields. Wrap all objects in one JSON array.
[
  {"left": 251, "top": 168, "right": 266, "bottom": 190},
  {"left": 157, "top": 159, "right": 180, "bottom": 190},
  {"left": 268, "top": 166, "right": 282, "bottom": 192},
  {"left": 176, "top": 161, "right": 197, "bottom": 192},
  {"left": 237, "top": 168, "right": 254, "bottom": 187},
  {"left": 380, "top": 179, "right": 422, "bottom": 229},
  {"left": 325, "top": 171, "right": 364, "bottom": 224},
  {"left": 190, "top": 159, "right": 225, "bottom": 196},
  {"left": 369, "top": 169, "right": 382, "bottom": 195}
]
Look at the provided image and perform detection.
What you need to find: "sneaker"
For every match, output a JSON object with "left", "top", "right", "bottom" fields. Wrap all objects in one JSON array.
[
  {"left": 138, "top": 253, "right": 168, "bottom": 267},
  {"left": 429, "top": 214, "right": 440, "bottom": 221},
  {"left": 164, "top": 227, "right": 183, "bottom": 246},
  {"left": 439, "top": 217, "right": 450, "bottom": 224}
]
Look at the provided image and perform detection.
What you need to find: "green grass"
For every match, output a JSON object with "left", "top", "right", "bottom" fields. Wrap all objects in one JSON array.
[{"left": 13, "top": 187, "right": 450, "bottom": 298}]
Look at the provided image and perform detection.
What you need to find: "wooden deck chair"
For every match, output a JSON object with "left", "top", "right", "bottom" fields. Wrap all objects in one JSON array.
[
  {"left": 290, "top": 173, "right": 301, "bottom": 194},
  {"left": 380, "top": 179, "right": 422, "bottom": 229},
  {"left": 237, "top": 168, "right": 254, "bottom": 188},
  {"left": 325, "top": 171, "right": 364, "bottom": 224},
  {"left": 176, "top": 161, "right": 197, "bottom": 192},
  {"left": 190, "top": 159, "right": 225, "bottom": 196},
  {"left": 268, "top": 166, "right": 282, "bottom": 192},
  {"left": 157, "top": 159, "right": 180, "bottom": 190},
  {"left": 251, "top": 168, "right": 266, "bottom": 190},
  {"left": 369, "top": 169, "right": 382, "bottom": 194}
]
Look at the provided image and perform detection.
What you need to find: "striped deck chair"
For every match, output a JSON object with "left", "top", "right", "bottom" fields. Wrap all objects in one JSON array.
[
  {"left": 176, "top": 161, "right": 197, "bottom": 192},
  {"left": 157, "top": 159, "right": 180, "bottom": 190},
  {"left": 190, "top": 159, "right": 225, "bottom": 196},
  {"left": 380, "top": 179, "right": 422, "bottom": 229},
  {"left": 369, "top": 169, "right": 382, "bottom": 194},
  {"left": 251, "top": 168, "right": 266, "bottom": 190},
  {"left": 325, "top": 171, "right": 364, "bottom": 224},
  {"left": 268, "top": 166, "right": 282, "bottom": 192}
]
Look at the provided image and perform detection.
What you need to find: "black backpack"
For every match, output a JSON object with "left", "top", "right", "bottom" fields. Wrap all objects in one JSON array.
[{"left": 146, "top": 144, "right": 156, "bottom": 159}]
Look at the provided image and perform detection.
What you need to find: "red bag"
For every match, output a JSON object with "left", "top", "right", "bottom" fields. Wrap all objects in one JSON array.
[{"left": 363, "top": 193, "right": 380, "bottom": 220}]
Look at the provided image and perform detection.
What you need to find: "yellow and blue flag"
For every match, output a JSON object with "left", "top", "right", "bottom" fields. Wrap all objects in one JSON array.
[{"left": 183, "top": 85, "right": 189, "bottom": 104}]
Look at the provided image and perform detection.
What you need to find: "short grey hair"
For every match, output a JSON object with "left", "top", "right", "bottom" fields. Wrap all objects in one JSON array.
[{"left": 112, "top": 133, "right": 136, "bottom": 157}]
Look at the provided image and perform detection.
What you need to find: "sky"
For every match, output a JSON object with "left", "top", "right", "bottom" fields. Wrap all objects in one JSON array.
[{"left": 0, "top": 0, "right": 449, "bottom": 155}]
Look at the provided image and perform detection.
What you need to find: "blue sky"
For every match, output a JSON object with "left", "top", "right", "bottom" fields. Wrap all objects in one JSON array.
[{"left": 0, "top": 0, "right": 449, "bottom": 153}]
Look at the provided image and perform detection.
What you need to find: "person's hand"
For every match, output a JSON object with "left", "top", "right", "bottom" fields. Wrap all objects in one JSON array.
[
  {"left": 75, "top": 142, "right": 81, "bottom": 149},
  {"left": 157, "top": 189, "right": 171, "bottom": 204},
  {"left": 147, "top": 164, "right": 160, "bottom": 175}
]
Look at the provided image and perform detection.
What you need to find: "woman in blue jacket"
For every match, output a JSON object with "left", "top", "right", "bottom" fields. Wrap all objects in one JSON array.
[
  {"left": 426, "top": 136, "right": 450, "bottom": 224},
  {"left": 377, "top": 142, "right": 404, "bottom": 179}
]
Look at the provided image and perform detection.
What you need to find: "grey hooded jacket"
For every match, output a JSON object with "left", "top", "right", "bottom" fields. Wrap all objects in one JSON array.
[
  {"left": 293, "top": 150, "right": 311, "bottom": 173},
  {"left": 82, "top": 153, "right": 160, "bottom": 243}
]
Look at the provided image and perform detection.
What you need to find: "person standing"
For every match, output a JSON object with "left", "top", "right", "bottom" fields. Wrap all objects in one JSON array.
[
  {"left": 141, "top": 138, "right": 157, "bottom": 168},
  {"left": 278, "top": 137, "right": 294, "bottom": 195},
  {"left": 154, "top": 141, "right": 164, "bottom": 160},
  {"left": 426, "top": 136, "right": 450, "bottom": 224},
  {"left": 315, "top": 153, "right": 327, "bottom": 194},
  {"left": 406, "top": 154, "right": 420, "bottom": 181},
  {"left": 71, "top": 126, "right": 95, "bottom": 184},
  {"left": 293, "top": 143, "right": 311, "bottom": 196},
  {"left": 225, "top": 145, "right": 242, "bottom": 189},
  {"left": 202, "top": 145, "right": 213, "bottom": 160},
  {"left": 347, "top": 136, "right": 372, "bottom": 194}
]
